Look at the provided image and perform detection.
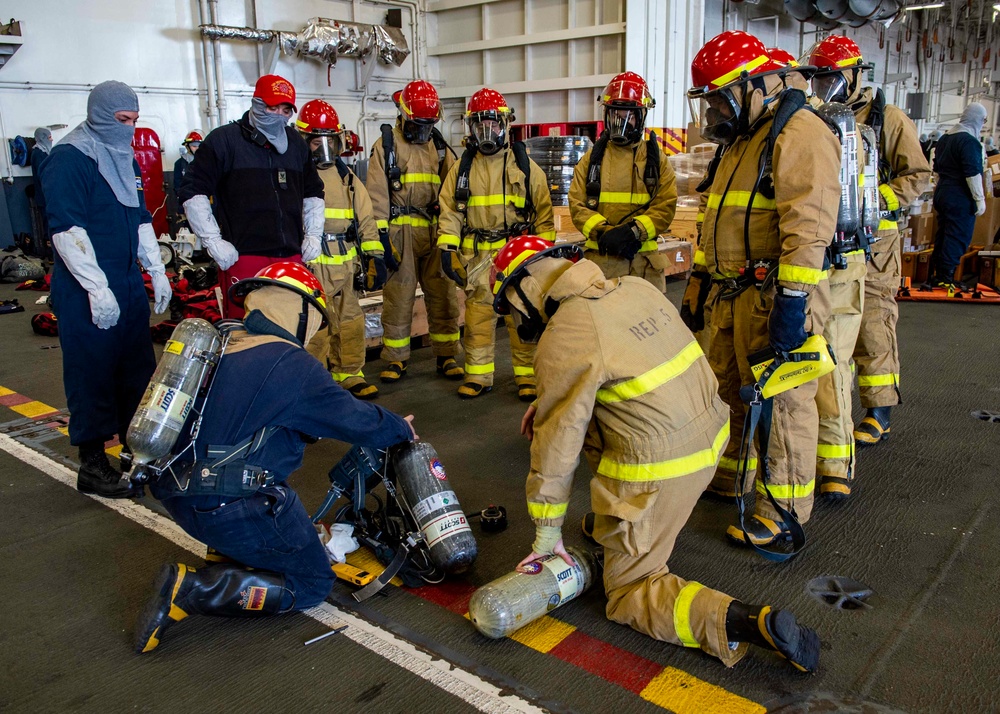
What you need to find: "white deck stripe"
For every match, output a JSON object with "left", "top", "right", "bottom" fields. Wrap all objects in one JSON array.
[{"left": 0, "top": 433, "right": 544, "bottom": 714}]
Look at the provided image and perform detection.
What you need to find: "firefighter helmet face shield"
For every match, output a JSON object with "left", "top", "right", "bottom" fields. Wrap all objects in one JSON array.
[
  {"left": 811, "top": 71, "right": 850, "bottom": 104},
  {"left": 308, "top": 135, "right": 344, "bottom": 169},
  {"left": 604, "top": 106, "right": 646, "bottom": 145},
  {"left": 688, "top": 85, "right": 744, "bottom": 146},
  {"left": 403, "top": 117, "right": 436, "bottom": 144},
  {"left": 468, "top": 113, "right": 507, "bottom": 154}
]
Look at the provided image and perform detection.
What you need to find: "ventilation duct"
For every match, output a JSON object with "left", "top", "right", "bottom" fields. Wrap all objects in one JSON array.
[
  {"left": 200, "top": 17, "right": 410, "bottom": 67},
  {"left": 784, "top": 0, "right": 900, "bottom": 29}
]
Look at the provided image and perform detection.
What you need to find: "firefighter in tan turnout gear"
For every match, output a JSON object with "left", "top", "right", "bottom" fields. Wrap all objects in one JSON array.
[
  {"left": 366, "top": 80, "right": 463, "bottom": 384},
  {"left": 568, "top": 72, "right": 678, "bottom": 291},
  {"left": 437, "top": 88, "right": 555, "bottom": 401},
  {"left": 809, "top": 36, "right": 931, "bottom": 446},
  {"left": 494, "top": 236, "right": 821, "bottom": 673},
  {"left": 686, "top": 31, "right": 840, "bottom": 549},
  {"left": 297, "top": 100, "right": 383, "bottom": 399}
]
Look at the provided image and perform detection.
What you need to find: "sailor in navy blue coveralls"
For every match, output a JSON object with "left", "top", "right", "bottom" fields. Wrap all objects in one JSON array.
[
  {"left": 135, "top": 268, "right": 414, "bottom": 653},
  {"left": 930, "top": 115, "right": 987, "bottom": 285},
  {"left": 43, "top": 148, "right": 156, "bottom": 449}
]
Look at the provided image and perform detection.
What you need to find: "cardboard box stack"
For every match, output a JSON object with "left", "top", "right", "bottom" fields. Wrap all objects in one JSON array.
[{"left": 972, "top": 155, "right": 1000, "bottom": 246}]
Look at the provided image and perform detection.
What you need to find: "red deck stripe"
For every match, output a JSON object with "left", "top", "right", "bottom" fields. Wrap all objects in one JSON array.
[
  {"left": 0, "top": 393, "right": 33, "bottom": 407},
  {"left": 548, "top": 629, "right": 664, "bottom": 694},
  {"left": 405, "top": 579, "right": 478, "bottom": 612}
]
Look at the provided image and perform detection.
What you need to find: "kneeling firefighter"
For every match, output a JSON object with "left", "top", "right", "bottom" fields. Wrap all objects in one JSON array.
[
  {"left": 297, "top": 99, "right": 385, "bottom": 399},
  {"left": 133, "top": 262, "right": 415, "bottom": 653},
  {"left": 568, "top": 72, "right": 678, "bottom": 291},
  {"left": 686, "top": 31, "right": 839, "bottom": 549},
  {"left": 437, "top": 88, "right": 556, "bottom": 401},
  {"left": 496, "top": 236, "right": 820, "bottom": 672}
]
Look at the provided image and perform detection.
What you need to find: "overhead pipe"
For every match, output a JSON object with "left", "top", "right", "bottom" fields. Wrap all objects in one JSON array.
[
  {"left": 207, "top": 0, "right": 227, "bottom": 126},
  {"left": 197, "top": 0, "right": 217, "bottom": 129}
]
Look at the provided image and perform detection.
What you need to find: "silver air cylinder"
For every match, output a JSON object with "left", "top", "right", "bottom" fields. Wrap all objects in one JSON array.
[
  {"left": 468, "top": 548, "right": 597, "bottom": 639},
  {"left": 817, "top": 102, "right": 862, "bottom": 237},
  {"left": 392, "top": 441, "right": 478, "bottom": 574},
  {"left": 858, "top": 123, "right": 881, "bottom": 237},
  {"left": 127, "top": 319, "right": 222, "bottom": 468}
]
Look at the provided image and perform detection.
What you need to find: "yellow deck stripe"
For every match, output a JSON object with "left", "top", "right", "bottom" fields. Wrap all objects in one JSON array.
[
  {"left": 507, "top": 615, "right": 576, "bottom": 653},
  {"left": 9, "top": 400, "right": 60, "bottom": 419},
  {"left": 0, "top": 386, "right": 15, "bottom": 397},
  {"left": 640, "top": 667, "right": 765, "bottom": 713}
]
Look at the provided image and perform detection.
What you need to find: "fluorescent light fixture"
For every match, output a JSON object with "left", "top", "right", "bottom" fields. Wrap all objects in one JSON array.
[{"left": 904, "top": 2, "right": 944, "bottom": 9}]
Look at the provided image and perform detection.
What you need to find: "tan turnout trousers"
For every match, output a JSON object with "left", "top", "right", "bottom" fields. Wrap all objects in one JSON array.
[{"left": 816, "top": 251, "right": 866, "bottom": 483}]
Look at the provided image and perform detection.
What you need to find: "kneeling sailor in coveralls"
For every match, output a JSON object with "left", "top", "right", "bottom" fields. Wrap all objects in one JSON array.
[{"left": 134, "top": 262, "right": 415, "bottom": 653}]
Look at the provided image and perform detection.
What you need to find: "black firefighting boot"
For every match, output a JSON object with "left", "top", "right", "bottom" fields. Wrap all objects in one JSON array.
[
  {"left": 854, "top": 406, "right": 891, "bottom": 445},
  {"left": 436, "top": 356, "right": 464, "bottom": 380},
  {"left": 725, "top": 601, "right": 820, "bottom": 673},
  {"left": 380, "top": 361, "right": 407, "bottom": 383},
  {"left": 134, "top": 563, "right": 288, "bottom": 654},
  {"left": 77, "top": 441, "right": 134, "bottom": 499}
]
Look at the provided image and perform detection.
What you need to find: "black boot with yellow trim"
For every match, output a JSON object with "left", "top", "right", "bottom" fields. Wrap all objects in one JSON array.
[
  {"left": 854, "top": 406, "right": 890, "bottom": 445},
  {"left": 346, "top": 379, "right": 379, "bottom": 400},
  {"left": 725, "top": 601, "right": 820, "bottom": 673},
  {"left": 458, "top": 382, "right": 492, "bottom": 399},
  {"left": 379, "top": 361, "right": 407, "bottom": 383},
  {"left": 726, "top": 515, "right": 792, "bottom": 547},
  {"left": 517, "top": 382, "right": 537, "bottom": 403},
  {"left": 436, "top": 356, "right": 464, "bottom": 380},
  {"left": 134, "top": 563, "right": 287, "bottom": 654}
]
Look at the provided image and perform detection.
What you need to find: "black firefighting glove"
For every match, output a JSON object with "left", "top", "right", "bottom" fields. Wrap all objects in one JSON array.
[
  {"left": 380, "top": 228, "right": 401, "bottom": 272},
  {"left": 680, "top": 271, "right": 712, "bottom": 332},
  {"left": 440, "top": 249, "right": 466, "bottom": 287},
  {"left": 361, "top": 253, "right": 387, "bottom": 291},
  {"left": 598, "top": 221, "right": 643, "bottom": 262},
  {"left": 769, "top": 289, "right": 809, "bottom": 354}
]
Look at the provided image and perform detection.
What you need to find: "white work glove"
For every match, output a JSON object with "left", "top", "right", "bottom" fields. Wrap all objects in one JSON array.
[
  {"left": 89, "top": 287, "right": 121, "bottom": 329},
  {"left": 967, "top": 175, "right": 987, "bottom": 217},
  {"left": 136, "top": 222, "right": 173, "bottom": 314},
  {"left": 301, "top": 234, "right": 322, "bottom": 263},
  {"left": 183, "top": 195, "right": 239, "bottom": 270},
  {"left": 151, "top": 272, "right": 172, "bottom": 314},
  {"left": 303, "top": 196, "right": 326, "bottom": 238},
  {"left": 51, "top": 226, "right": 120, "bottom": 329}
]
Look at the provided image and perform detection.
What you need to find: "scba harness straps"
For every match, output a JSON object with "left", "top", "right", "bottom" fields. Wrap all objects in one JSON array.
[{"left": 584, "top": 130, "right": 662, "bottom": 211}]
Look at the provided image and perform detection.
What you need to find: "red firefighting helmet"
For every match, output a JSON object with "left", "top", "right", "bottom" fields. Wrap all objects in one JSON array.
[
  {"left": 253, "top": 74, "right": 297, "bottom": 110},
  {"left": 229, "top": 262, "right": 328, "bottom": 326},
  {"left": 600, "top": 71, "right": 655, "bottom": 109},
  {"left": 767, "top": 47, "right": 799, "bottom": 67},
  {"left": 808, "top": 35, "right": 872, "bottom": 71},
  {"left": 295, "top": 100, "right": 344, "bottom": 136},
  {"left": 490, "top": 236, "right": 583, "bottom": 315},
  {"left": 183, "top": 131, "right": 203, "bottom": 144},
  {"left": 399, "top": 80, "right": 442, "bottom": 122},
  {"left": 31, "top": 312, "right": 58, "bottom": 336},
  {"left": 467, "top": 88, "right": 512, "bottom": 120},
  {"left": 690, "top": 31, "right": 786, "bottom": 91}
]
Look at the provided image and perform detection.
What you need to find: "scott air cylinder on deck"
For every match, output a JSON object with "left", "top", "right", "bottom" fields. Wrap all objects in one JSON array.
[
  {"left": 468, "top": 547, "right": 597, "bottom": 639},
  {"left": 127, "top": 319, "right": 221, "bottom": 469},
  {"left": 391, "top": 440, "right": 478, "bottom": 574}
]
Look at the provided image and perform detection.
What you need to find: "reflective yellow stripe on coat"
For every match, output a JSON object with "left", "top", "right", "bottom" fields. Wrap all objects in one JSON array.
[
  {"left": 597, "top": 420, "right": 730, "bottom": 482},
  {"left": 310, "top": 246, "right": 358, "bottom": 265},
  {"left": 596, "top": 341, "right": 704, "bottom": 404}
]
